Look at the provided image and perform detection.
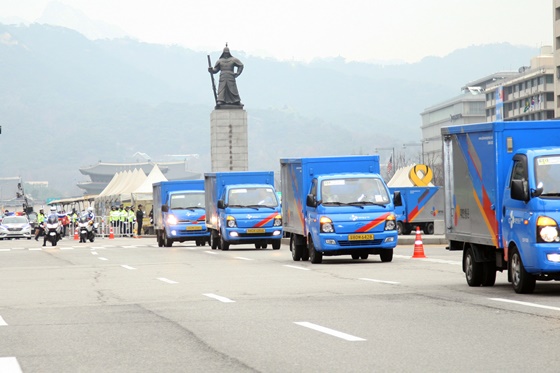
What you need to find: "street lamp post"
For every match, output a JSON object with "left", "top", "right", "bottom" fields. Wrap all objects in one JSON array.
[{"left": 402, "top": 140, "right": 428, "bottom": 164}]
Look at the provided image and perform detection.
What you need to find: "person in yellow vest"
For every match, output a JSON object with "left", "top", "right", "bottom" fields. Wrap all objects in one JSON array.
[
  {"left": 109, "top": 206, "right": 119, "bottom": 232},
  {"left": 118, "top": 204, "right": 126, "bottom": 235},
  {"left": 34, "top": 209, "right": 46, "bottom": 241},
  {"left": 126, "top": 205, "right": 136, "bottom": 237}
]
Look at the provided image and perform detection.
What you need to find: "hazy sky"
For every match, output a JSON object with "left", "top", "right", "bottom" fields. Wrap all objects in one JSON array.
[{"left": 0, "top": 0, "right": 553, "bottom": 63}]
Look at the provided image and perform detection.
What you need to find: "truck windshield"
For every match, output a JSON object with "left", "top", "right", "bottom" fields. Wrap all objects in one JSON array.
[
  {"left": 536, "top": 155, "right": 560, "bottom": 197},
  {"left": 170, "top": 192, "right": 205, "bottom": 209},
  {"left": 321, "top": 177, "right": 390, "bottom": 205},
  {"left": 228, "top": 187, "right": 278, "bottom": 208}
]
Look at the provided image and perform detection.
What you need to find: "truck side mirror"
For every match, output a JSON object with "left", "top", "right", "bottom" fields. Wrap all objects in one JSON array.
[
  {"left": 217, "top": 200, "right": 225, "bottom": 209},
  {"left": 393, "top": 191, "right": 403, "bottom": 207},
  {"left": 162, "top": 205, "right": 169, "bottom": 212},
  {"left": 531, "top": 182, "right": 544, "bottom": 198},
  {"left": 511, "top": 179, "right": 529, "bottom": 202},
  {"left": 306, "top": 194, "right": 317, "bottom": 207}
]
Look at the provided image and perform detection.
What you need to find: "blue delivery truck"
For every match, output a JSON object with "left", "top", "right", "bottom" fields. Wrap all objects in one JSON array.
[
  {"left": 442, "top": 120, "right": 560, "bottom": 293},
  {"left": 280, "top": 155, "right": 400, "bottom": 264},
  {"left": 153, "top": 180, "right": 210, "bottom": 247},
  {"left": 389, "top": 186, "right": 443, "bottom": 235},
  {"left": 204, "top": 171, "right": 283, "bottom": 250}
]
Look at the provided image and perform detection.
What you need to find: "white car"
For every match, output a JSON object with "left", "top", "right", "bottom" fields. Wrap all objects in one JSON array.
[{"left": 0, "top": 215, "right": 33, "bottom": 240}]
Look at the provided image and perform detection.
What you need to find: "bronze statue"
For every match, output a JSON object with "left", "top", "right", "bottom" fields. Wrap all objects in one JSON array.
[{"left": 208, "top": 44, "right": 244, "bottom": 108}]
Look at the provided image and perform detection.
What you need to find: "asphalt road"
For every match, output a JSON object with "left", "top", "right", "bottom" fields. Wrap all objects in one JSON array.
[{"left": 2, "top": 236, "right": 560, "bottom": 372}]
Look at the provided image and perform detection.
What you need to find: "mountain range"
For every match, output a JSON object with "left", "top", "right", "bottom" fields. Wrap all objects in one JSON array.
[{"left": 0, "top": 20, "right": 539, "bottom": 198}]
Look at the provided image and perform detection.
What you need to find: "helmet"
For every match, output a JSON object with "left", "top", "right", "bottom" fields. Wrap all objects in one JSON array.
[
  {"left": 50, "top": 206, "right": 56, "bottom": 212},
  {"left": 87, "top": 207, "right": 93, "bottom": 212}
]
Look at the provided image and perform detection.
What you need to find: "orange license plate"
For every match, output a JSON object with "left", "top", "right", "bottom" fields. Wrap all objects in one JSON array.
[
  {"left": 186, "top": 226, "right": 202, "bottom": 231},
  {"left": 247, "top": 228, "right": 265, "bottom": 234},
  {"left": 348, "top": 234, "right": 374, "bottom": 241}
]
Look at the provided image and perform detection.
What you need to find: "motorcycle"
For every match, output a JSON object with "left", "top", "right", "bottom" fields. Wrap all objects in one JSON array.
[
  {"left": 78, "top": 214, "right": 97, "bottom": 243},
  {"left": 44, "top": 215, "right": 62, "bottom": 246}
]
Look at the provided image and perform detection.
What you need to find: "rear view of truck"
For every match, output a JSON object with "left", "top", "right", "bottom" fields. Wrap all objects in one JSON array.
[{"left": 281, "top": 156, "right": 399, "bottom": 264}]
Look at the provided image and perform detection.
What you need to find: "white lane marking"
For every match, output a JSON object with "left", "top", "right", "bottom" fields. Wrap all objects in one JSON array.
[
  {"left": 150, "top": 245, "right": 159, "bottom": 248},
  {"left": 284, "top": 265, "right": 310, "bottom": 271},
  {"left": 122, "top": 245, "right": 137, "bottom": 249},
  {"left": 203, "top": 293, "right": 235, "bottom": 303},
  {"left": 490, "top": 298, "right": 560, "bottom": 312},
  {"left": 11, "top": 247, "right": 24, "bottom": 250},
  {"left": 121, "top": 265, "right": 137, "bottom": 270},
  {"left": 98, "top": 257, "right": 108, "bottom": 261},
  {"left": 60, "top": 247, "right": 74, "bottom": 250},
  {"left": 235, "top": 256, "right": 254, "bottom": 261},
  {"left": 29, "top": 248, "right": 42, "bottom": 251},
  {"left": 91, "top": 251, "right": 98, "bottom": 256},
  {"left": 394, "top": 254, "right": 461, "bottom": 265},
  {"left": 0, "top": 357, "right": 22, "bottom": 373},
  {"left": 294, "top": 322, "right": 366, "bottom": 341},
  {"left": 359, "top": 278, "right": 400, "bottom": 285},
  {"left": 91, "top": 246, "right": 105, "bottom": 250},
  {"left": 0, "top": 315, "right": 7, "bottom": 326},
  {"left": 157, "top": 277, "right": 178, "bottom": 284},
  {"left": 0, "top": 249, "right": 11, "bottom": 252},
  {"left": 205, "top": 251, "right": 218, "bottom": 255}
]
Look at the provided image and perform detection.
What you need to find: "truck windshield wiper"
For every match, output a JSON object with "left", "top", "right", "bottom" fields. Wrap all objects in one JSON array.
[
  {"left": 540, "top": 193, "right": 560, "bottom": 197},
  {"left": 246, "top": 204, "right": 275, "bottom": 209},
  {"left": 228, "top": 204, "right": 259, "bottom": 210},
  {"left": 350, "top": 201, "right": 388, "bottom": 207},
  {"left": 184, "top": 206, "right": 203, "bottom": 210}
]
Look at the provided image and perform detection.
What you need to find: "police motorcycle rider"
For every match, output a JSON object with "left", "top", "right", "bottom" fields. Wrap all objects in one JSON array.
[
  {"left": 42, "top": 206, "right": 62, "bottom": 247},
  {"left": 78, "top": 207, "right": 98, "bottom": 243}
]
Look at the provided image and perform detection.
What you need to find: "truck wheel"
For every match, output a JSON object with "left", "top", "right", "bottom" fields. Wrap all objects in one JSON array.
[
  {"left": 397, "top": 222, "right": 404, "bottom": 235},
  {"left": 379, "top": 249, "right": 392, "bottom": 262},
  {"left": 272, "top": 240, "right": 281, "bottom": 250},
  {"left": 309, "top": 238, "right": 322, "bottom": 264},
  {"left": 164, "top": 233, "right": 173, "bottom": 247},
  {"left": 262, "top": 244, "right": 268, "bottom": 249},
  {"left": 220, "top": 235, "right": 230, "bottom": 251},
  {"left": 361, "top": 254, "right": 369, "bottom": 260},
  {"left": 510, "top": 248, "right": 536, "bottom": 294},
  {"left": 482, "top": 261, "right": 497, "bottom": 286},
  {"left": 465, "top": 246, "right": 482, "bottom": 286},
  {"left": 211, "top": 231, "right": 218, "bottom": 250},
  {"left": 424, "top": 222, "right": 434, "bottom": 235},
  {"left": 290, "top": 235, "right": 302, "bottom": 261},
  {"left": 352, "top": 254, "right": 360, "bottom": 260}
]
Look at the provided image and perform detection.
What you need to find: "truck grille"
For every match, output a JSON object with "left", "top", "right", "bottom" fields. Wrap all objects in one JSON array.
[
  {"left": 338, "top": 239, "right": 384, "bottom": 247},
  {"left": 238, "top": 232, "right": 274, "bottom": 238}
]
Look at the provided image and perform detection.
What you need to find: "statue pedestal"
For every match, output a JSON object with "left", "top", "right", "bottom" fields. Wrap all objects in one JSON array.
[{"left": 210, "top": 109, "right": 248, "bottom": 171}]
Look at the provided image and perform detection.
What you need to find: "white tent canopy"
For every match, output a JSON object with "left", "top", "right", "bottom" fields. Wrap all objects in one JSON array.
[
  {"left": 95, "top": 168, "right": 147, "bottom": 205},
  {"left": 132, "top": 164, "right": 168, "bottom": 202}
]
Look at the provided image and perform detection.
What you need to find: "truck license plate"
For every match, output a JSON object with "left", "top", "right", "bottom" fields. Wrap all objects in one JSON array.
[
  {"left": 186, "top": 226, "right": 202, "bottom": 231},
  {"left": 247, "top": 228, "right": 265, "bottom": 234},
  {"left": 348, "top": 233, "right": 374, "bottom": 241}
]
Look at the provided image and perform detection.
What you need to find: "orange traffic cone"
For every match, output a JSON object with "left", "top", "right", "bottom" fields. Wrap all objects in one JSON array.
[
  {"left": 73, "top": 227, "right": 78, "bottom": 240},
  {"left": 109, "top": 226, "right": 114, "bottom": 240},
  {"left": 412, "top": 226, "right": 426, "bottom": 258}
]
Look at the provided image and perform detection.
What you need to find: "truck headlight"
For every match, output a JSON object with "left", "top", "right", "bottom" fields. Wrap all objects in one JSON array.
[
  {"left": 537, "top": 216, "right": 560, "bottom": 243},
  {"left": 166, "top": 215, "right": 178, "bottom": 225},
  {"left": 320, "top": 216, "right": 334, "bottom": 233},
  {"left": 226, "top": 215, "right": 237, "bottom": 228},
  {"left": 273, "top": 214, "right": 282, "bottom": 227},
  {"left": 384, "top": 215, "right": 396, "bottom": 231}
]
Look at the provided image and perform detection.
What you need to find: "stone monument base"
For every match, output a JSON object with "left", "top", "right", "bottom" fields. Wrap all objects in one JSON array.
[{"left": 210, "top": 109, "right": 248, "bottom": 172}]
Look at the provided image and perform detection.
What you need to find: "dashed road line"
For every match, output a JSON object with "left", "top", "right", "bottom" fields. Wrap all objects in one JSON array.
[
  {"left": 490, "top": 298, "right": 560, "bottom": 312},
  {"left": 359, "top": 278, "right": 400, "bottom": 285},
  {"left": 203, "top": 293, "right": 235, "bottom": 303},
  {"left": 0, "top": 315, "right": 7, "bottom": 326},
  {"left": 284, "top": 265, "right": 310, "bottom": 271},
  {"left": 294, "top": 322, "right": 366, "bottom": 341},
  {"left": 394, "top": 254, "right": 461, "bottom": 265},
  {"left": 157, "top": 277, "right": 178, "bottom": 284},
  {"left": 121, "top": 265, "right": 137, "bottom": 270},
  {"left": 205, "top": 251, "right": 218, "bottom": 255},
  {"left": 0, "top": 357, "right": 22, "bottom": 373},
  {"left": 235, "top": 256, "right": 253, "bottom": 261},
  {"left": 98, "top": 257, "right": 108, "bottom": 261}
]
